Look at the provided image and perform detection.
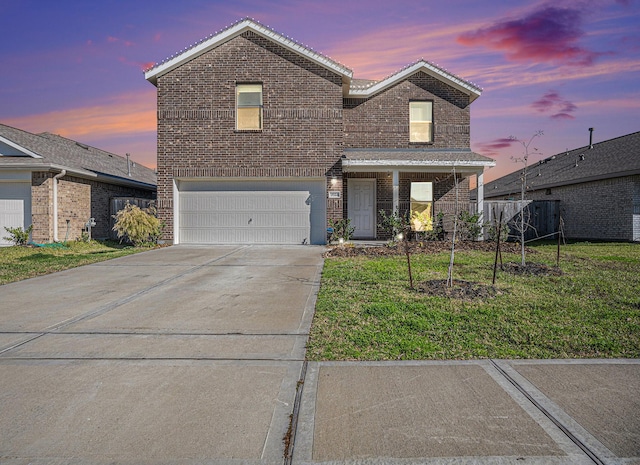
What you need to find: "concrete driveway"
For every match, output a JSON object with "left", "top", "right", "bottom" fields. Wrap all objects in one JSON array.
[{"left": 0, "top": 245, "right": 323, "bottom": 464}]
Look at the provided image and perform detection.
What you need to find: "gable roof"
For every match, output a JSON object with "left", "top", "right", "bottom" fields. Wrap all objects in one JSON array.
[
  {"left": 347, "top": 60, "right": 482, "bottom": 103},
  {"left": 144, "top": 18, "right": 481, "bottom": 102},
  {"left": 144, "top": 18, "right": 353, "bottom": 86},
  {"left": 0, "top": 124, "right": 157, "bottom": 189},
  {"left": 484, "top": 131, "right": 640, "bottom": 198}
]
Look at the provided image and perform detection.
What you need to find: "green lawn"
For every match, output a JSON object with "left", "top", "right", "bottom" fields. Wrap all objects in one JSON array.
[
  {"left": 307, "top": 242, "right": 640, "bottom": 360},
  {"left": 0, "top": 241, "right": 150, "bottom": 285}
]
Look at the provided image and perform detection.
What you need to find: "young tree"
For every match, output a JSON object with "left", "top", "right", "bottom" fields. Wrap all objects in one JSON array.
[
  {"left": 447, "top": 165, "right": 460, "bottom": 287},
  {"left": 510, "top": 131, "right": 543, "bottom": 266}
]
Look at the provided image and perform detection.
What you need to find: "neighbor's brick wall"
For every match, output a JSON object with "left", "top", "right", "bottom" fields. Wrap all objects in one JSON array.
[
  {"left": 31, "top": 172, "right": 53, "bottom": 243},
  {"left": 57, "top": 177, "right": 90, "bottom": 241},
  {"left": 490, "top": 175, "right": 640, "bottom": 241},
  {"left": 31, "top": 172, "right": 155, "bottom": 242},
  {"left": 344, "top": 72, "right": 471, "bottom": 149},
  {"left": 344, "top": 172, "right": 470, "bottom": 239},
  {"left": 156, "top": 32, "right": 345, "bottom": 240}
]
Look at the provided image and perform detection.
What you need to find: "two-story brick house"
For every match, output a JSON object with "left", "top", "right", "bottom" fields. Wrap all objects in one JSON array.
[{"left": 144, "top": 18, "right": 494, "bottom": 245}]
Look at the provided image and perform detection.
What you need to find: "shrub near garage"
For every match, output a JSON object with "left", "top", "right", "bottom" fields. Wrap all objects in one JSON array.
[{"left": 112, "top": 203, "right": 162, "bottom": 247}]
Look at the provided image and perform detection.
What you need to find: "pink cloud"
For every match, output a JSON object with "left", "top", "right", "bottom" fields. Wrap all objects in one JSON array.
[
  {"left": 531, "top": 91, "right": 577, "bottom": 119},
  {"left": 457, "top": 6, "right": 600, "bottom": 66},
  {"left": 475, "top": 138, "right": 518, "bottom": 157}
]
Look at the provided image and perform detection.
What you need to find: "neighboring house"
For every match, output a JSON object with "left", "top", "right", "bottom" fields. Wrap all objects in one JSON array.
[
  {"left": 482, "top": 131, "right": 640, "bottom": 242},
  {"left": 144, "top": 18, "right": 494, "bottom": 245},
  {"left": 0, "top": 124, "right": 157, "bottom": 245}
]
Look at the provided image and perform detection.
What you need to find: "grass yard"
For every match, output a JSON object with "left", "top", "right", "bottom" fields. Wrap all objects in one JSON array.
[
  {"left": 307, "top": 242, "right": 640, "bottom": 360},
  {"left": 0, "top": 241, "right": 150, "bottom": 285}
]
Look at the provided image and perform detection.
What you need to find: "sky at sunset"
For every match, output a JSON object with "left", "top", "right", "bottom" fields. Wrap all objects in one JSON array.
[{"left": 1, "top": 0, "right": 639, "bottom": 182}]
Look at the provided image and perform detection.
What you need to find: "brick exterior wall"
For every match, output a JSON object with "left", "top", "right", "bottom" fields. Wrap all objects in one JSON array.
[
  {"left": 489, "top": 175, "right": 640, "bottom": 241},
  {"left": 156, "top": 32, "right": 344, "bottom": 241},
  {"left": 344, "top": 72, "right": 471, "bottom": 149},
  {"left": 30, "top": 172, "right": 155, "bottom": 242},
  {"left": 154, "top": 32, "right": 476, "bottom": 243},
  {"left": 31, "top": 172, "right": 53, "bottom": 243}
]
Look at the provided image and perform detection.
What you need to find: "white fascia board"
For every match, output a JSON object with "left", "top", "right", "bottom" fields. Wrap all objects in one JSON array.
[
  {"left": 0, "top": 135, "right": 43, "bottom": 158},
  {"left": 145, "top": 19, "right": 352, "bottom": 84},
  {"left": 347, "top": 61, "right": 482, "bottom": 102}
]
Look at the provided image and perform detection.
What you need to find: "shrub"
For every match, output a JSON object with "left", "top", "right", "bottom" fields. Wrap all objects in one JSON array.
[
  {"left": 3, "top": 225, "right": 33, "bottom": 246},
  {"left": 378, "top": 209, "right": 409, "bottom": 241},
  {"left": 457, "top": 211, "right": 482, "bottom": 241},
  {"left": 328, "top": 218, "right": 355, "bottom": 242},
  {"left": 112, "top": 203, "right": 162, "bottom": 247}
]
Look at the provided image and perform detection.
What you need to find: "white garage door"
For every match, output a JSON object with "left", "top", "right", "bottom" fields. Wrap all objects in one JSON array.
[
  {"left": 177, "top": 180, "right": 326, "bottom": 245},
  {"left": 0, "top": 179, "right": 31, "bottom": 247}
]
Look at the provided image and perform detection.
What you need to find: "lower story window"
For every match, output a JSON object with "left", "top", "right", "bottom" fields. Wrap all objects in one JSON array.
[{"left": 410, "top": 182, "right": 433, "bottom": 231}]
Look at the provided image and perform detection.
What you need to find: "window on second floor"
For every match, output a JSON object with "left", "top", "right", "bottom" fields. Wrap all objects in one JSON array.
[
  {"left": 236, "top": 83, "right": 263, "bottom": 130},
  {"left": 409, "top": 101, "right": 433, "bottom": 143}
]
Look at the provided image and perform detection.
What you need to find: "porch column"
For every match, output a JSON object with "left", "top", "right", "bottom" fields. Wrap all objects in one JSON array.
[
  {"left": 392, "top": 170, "right": 399, "bottom": 213},
  {"left": 476, "top": 170, "right": 485, "bottom": 240}
]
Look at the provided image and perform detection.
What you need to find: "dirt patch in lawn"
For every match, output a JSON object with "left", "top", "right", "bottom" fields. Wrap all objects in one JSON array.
[
  {"left": 501, "top": 262, "right": 563, "bottom": 276},
  {"left": 416, "top": 279, "right": 499, "bottom": 300},
  {"left": 324, "top": 241, "right": 530, "bottom": 258}
]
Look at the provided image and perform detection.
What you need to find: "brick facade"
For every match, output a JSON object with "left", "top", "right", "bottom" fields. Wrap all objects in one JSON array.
[
  {"left": 30, "top": 172, "right": 155, "bottom": 242},
  {"left": 156, "top": 32, "right": 344, "bottom": 240},
  {"left": 152, "top": 25, "right": 479, "bottom": 243},
  {"left": 344, "top": 72, "right": 471, "bottom": 149}
]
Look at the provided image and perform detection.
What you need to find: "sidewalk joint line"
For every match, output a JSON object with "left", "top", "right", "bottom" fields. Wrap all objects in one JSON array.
[{"left": 489, "top": 359, "right": 605, "bottom": 465}]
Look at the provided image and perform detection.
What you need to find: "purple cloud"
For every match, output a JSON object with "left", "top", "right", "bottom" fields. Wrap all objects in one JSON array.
[
  {"left": 531, "top": 91, "right": 577, "bottom": 120},
  {"left": 457, "top": 6, "right": 599, "bottom": 66},
  {"left": 476, "top": 138, "right": 518, "bottom": 157}
]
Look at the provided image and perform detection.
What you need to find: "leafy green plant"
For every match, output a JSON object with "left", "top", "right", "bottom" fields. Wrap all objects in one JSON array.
[
  {"left": 378, "top": 209, "right": 410, "bottom": 241},
  {"left": 3, "top": 225, "right": 33, "bottom": 246},
  {"left": 457, "top": 211, "right": 482, "bottom": 241},
  {"left": 487, "top": 220, "right": 509, "bottom": 243},
  {"left": 328, "top": 218, "right": 355, "bottom": 243},
  {"left": 112, "top": 203, "right": 162, "bottom": 247}
]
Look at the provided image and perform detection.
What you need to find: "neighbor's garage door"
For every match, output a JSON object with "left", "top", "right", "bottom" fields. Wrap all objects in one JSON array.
[
  {"left": 0, "top": 179, "right": 31, "bottom": 247},
  {"left": 177, "top": 180, "right": 326, "bottom": 245}
]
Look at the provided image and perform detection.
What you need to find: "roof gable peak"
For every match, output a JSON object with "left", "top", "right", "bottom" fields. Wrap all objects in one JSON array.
[
  {"left": 348, "top": 59, "right": 482, "bottom": 102},
  {"left": 144, "top": 18, "right": 353, "bottom": 85}
]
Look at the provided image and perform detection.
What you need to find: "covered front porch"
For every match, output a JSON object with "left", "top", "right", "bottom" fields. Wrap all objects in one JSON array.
[{"left": 341, "top": 149, "right": 495, "bottom": 240}]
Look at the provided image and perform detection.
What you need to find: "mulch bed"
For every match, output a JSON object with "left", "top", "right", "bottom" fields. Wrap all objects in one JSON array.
[{"left": 324, "top": 241, "right": 530, "bottom": 258}]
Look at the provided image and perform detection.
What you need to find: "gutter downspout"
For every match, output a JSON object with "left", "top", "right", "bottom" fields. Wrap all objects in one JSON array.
[{"left": 52, "top": 170, "right": 66, "bottom": 242}]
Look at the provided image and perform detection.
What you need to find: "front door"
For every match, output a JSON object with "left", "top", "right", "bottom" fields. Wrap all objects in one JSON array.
[{"left": 348, "top": 179, "right": 376, "bottom": 239}]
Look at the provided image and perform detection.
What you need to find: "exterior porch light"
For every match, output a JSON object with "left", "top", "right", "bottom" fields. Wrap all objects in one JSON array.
[{"left": 331, "top": 176, "right": 338, "bottom": 185}]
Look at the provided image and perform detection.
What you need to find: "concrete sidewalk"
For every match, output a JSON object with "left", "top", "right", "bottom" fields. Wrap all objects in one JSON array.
[{"left": 292, "top": 359, "right": 640, "bottom": 465}]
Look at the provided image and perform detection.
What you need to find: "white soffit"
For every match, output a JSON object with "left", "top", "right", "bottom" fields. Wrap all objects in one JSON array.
[
  {"left": 347, "top": 60, "right": 482, "bottom": 102},
  {"left": 145, "top": 19, "right": 353, "bottom": 85}
]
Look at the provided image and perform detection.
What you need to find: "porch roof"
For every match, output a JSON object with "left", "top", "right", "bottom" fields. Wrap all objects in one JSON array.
[{"left": 342, "top": 148, "right": 495, "bottom": 173}]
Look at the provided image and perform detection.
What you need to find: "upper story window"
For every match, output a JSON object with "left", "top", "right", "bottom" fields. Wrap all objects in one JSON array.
[
  {"left": 236, "top": 83, "right": 263, "bottom": 130},
  {"left": 409, "top": 101, "right": 433, "bottom": 143}
]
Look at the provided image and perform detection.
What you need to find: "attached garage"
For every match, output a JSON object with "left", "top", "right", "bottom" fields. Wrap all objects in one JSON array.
[
  {"left": 175, "top": 179, "right": 326, "bottom": 245},
  {"left": 0, "top": 172, "right": 31, "bottom": 246}
]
